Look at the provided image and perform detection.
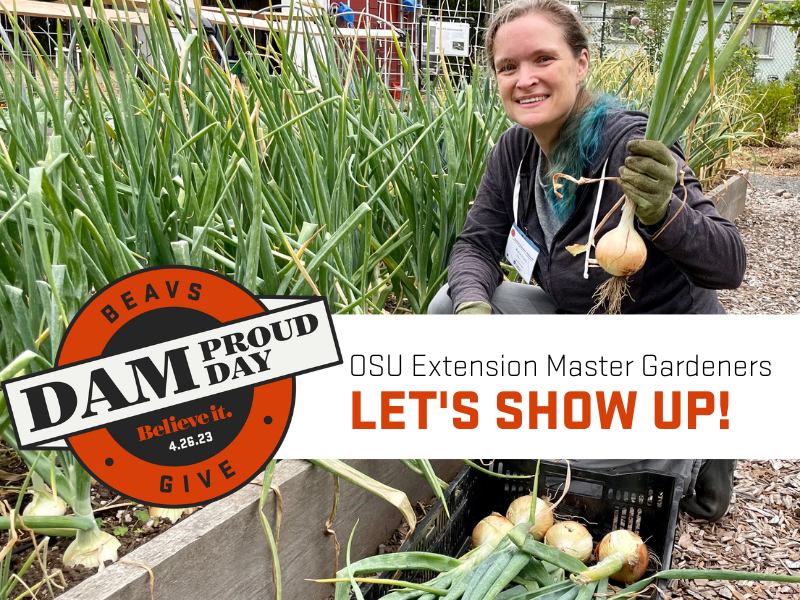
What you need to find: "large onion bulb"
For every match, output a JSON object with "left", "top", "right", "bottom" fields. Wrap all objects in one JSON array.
[
  {"left": 596, "top": 530, "right": 649, "bottom": 582},
  {"left": 505, "top": 495, "right": 554, "bottom": 541},
  {"left": 471, "top": 512, "right": 513, "bottom": 548},
  {"left": 544, "top": 521, "right": 593, "bottom": 563},
  {"left": 595, "top": 199, "right": 647, "bottom": 277},
  {"left": 591, "top": 198, "right": 648, "bottom": 313},
  {"left": 23, "top": 473, "right": 67, "bottom": 517},
  {"left": 576, "top": 530, "right": 650, "bottom": 585}
]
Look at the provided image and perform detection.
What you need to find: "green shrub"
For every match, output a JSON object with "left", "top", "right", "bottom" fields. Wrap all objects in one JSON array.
[
  {"left": 785, "top": 53, "right": 800, "bottom": 119},
  {"left": 745, "top": 79, "right": 799, "bottom": 145},
  {"left": 723, "top": 42, "right": 761, "bottom": 80}
]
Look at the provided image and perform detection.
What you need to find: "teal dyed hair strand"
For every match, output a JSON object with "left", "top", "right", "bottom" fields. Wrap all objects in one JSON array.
[{"left": 545, "top": 94, "right": 619, "bottom": 219}]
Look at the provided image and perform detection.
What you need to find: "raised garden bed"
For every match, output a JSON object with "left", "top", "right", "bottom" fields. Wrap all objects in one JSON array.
[
  {"left": 708, "top": 169, "right": 749, "bottom": 223},
  {"left": 53, "top": 460, "right": 462, "bottom": 600}
]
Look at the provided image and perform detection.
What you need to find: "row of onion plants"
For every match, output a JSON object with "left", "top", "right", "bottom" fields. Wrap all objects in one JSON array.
[{"left": 0, "top": 0, "right": 506, "bottom": 585}]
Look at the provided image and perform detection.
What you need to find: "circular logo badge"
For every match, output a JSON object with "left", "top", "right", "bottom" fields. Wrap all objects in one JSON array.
[{"left": 58, "top": 267, "right": 294, "bottom": 507}]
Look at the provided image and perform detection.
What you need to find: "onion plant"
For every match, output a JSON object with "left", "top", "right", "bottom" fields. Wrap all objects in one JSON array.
[
  {"left": 0, "top": 463, "right": 69, "bottom": 599},
  {"left": 0, "top": 0, "right": 506, "bottom": 568},
  {"left": 312, "top": 461, "right": 797, "bottom": 599},
  {"left": 589, "top": 50, "right": 764, "bottom": 188},
  {"left": 0, "top": 0, "right": 506, "bottom": 320},
  {"left": 0, "top": 354, "right": 119, "bottom": 568},
  {"left": 319, "top": 518, "right": 799, "bottom": 600},
  {"left": 648, "top": 0, "right": 763, "bottom": 147}
]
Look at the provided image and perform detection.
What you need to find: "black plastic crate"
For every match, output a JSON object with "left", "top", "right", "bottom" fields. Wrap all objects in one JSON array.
[{"left": 362, "top": 460, "right": 681, "bottom": 600}]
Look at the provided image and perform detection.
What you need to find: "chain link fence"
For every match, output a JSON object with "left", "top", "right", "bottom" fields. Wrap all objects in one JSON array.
[
  {"left": 577, "top": 1, "right": 798, "bottom": 83},
  {"left": 387, "top": 0, "right": 798, "bottom": 89},
  {"left": 376, "top": 0, "right": 496, "bottom": 88}
]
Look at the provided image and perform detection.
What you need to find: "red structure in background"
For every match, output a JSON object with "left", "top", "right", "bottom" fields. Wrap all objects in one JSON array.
[
  {"left": 336, "top": 0, "right": 418, "bottom": 98},
  {"left": 203, "top": 0, "right": 420, "bottom": 99}
]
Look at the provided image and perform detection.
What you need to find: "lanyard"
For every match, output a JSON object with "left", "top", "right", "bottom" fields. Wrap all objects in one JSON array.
[
  {"left": 512, "top": 161, "right": 523, "bottom": 225},
  {"left": 512, "top": 139, "right": 535, "bottom": 225},
  {"left": 512, "top": 155, "right": 610, "bottom": 278}
]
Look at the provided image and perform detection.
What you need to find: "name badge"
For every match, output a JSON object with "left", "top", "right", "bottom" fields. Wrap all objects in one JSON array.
[{"left": 505, "top": 224, "right": 540, "bottom": 284}]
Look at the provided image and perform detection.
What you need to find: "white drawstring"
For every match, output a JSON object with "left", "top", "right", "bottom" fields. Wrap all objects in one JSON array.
[{"left": 584, "top": 158, "right": 609, "bottom": 279}]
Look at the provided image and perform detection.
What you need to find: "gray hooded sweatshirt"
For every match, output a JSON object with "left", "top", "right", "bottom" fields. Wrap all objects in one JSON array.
[{"left": 448, "top": 109, "right": 746, "bottom": 313}]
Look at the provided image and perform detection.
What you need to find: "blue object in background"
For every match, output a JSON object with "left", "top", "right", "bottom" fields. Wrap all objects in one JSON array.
[
  {"left": 402, "top": 0, "right": 422, "bottom": 12},
  {"left": 334, "top": 2, "right": 355, "bottom": 27}
]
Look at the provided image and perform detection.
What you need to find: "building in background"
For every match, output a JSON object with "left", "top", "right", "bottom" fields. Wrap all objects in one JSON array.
[{"left": 579, "top": 1, "right": 797, "bottom": 82}]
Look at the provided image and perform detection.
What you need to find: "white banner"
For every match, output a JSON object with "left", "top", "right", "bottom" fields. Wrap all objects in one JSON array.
[{"left": 275, "top": 313, "right": 798, "bottom": 458}]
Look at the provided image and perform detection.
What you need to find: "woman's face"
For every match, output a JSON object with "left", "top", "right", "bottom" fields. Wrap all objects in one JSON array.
[{"left": 493, "top": 13, "right": 589, "bottom": 145}]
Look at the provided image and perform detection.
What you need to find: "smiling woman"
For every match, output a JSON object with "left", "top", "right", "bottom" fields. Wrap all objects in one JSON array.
[
  {"left": 427, "top": 0, "right": 747, "bottom": 315},
  {"left": 491, "top": 13, "right": 589, "bottom": 158}
]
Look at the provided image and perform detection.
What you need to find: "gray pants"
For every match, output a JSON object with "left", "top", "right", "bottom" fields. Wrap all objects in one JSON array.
[{"left": 428, "top": 282, "right": 559, "bottom": 314}]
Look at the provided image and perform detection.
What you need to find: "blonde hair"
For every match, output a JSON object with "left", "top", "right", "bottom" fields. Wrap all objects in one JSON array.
[{"left": 485, "top": 0, "right": 593, "bottom": 110}]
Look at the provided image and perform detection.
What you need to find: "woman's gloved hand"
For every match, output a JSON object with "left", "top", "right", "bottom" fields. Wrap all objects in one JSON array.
[
  {"left": 618, "top": 139, "right": 677, "bottom": 226},
  {"left": 455, "top": 301, "right": 492, "bottom": 315}
]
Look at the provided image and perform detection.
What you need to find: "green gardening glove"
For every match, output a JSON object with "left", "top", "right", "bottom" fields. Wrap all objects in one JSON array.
[
  {"left": 455, "top": 301, "right": 492, "bottom": 315},
  {"left": 618, "top": 139, "right": 677, "bottom": 226}
]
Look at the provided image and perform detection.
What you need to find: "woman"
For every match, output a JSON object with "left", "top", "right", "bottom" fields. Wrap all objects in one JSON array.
[{"left": 429, "top": 0, "right": 745, "bottom": 314}]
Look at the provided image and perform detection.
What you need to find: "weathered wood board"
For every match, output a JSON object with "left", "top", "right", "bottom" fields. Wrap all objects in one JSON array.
[
  {"left": 59, "top": 460, "right": 463, "bottom": 600},
  {"left": 708, "top": 171, "right": 748, "bottom": 223},
  {"left": 0, "top": 0, "right": 395, "bottom": 37}
]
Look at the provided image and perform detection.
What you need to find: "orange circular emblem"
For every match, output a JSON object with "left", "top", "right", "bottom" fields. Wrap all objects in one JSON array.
[{"left": 59, "top": 267, "right": 293, "bottom": 507}]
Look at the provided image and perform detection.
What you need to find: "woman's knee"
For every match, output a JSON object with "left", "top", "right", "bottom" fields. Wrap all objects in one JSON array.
[
  {"left": 492, "top": 282, "right": 558, "bottom": 314},
  {"left": 427, "top": 285, "right": 454, "bottom": 314}
]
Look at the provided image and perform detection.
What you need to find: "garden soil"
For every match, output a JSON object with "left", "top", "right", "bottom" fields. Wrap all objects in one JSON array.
[
  {"left": 4, "top": 457, "right": 796, "bottom": 598},
  {"left": 669, "top": 460, "right": 800, "bottom": 600},
  {"left": 0, "top": 440, "right": 192, "bottom": 596},
  {"left": 717, "top": 142, "right": 799, "bottom": 315}
]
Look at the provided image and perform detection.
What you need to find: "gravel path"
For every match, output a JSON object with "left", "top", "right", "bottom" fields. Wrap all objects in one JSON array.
[
  {"left": 668, "top": 459, "right": 799, "bottom": 600},
  {"left": 717, "top": 175, "right": 799, "bottom": 315},
  {"left": 746, "top": 174, "right": 800, "bottom": 195}
]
